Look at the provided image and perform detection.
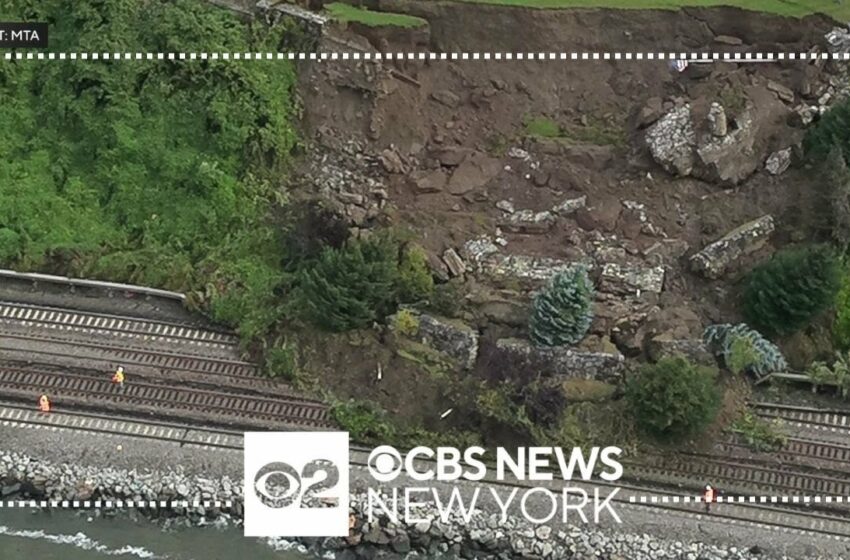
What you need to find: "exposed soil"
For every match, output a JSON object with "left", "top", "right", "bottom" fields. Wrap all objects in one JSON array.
[{"left": 288, "top": 2, "right": 848, "bottom": 440}]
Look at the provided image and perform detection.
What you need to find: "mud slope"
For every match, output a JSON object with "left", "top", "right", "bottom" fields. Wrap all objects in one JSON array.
[{"left": 375, "top": 1, "right": 835, "bottom": 52}]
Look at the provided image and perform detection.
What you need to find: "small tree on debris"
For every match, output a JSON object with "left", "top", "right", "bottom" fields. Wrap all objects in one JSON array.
[
  {"left": 742, "top": 245, "right": 840, "bottom": 337},
  {"left": 529, "top": 265, "right": 594, "bottom": 347},
  {"left": 626, "top": 355, "right": 722, "bottom": 441}
]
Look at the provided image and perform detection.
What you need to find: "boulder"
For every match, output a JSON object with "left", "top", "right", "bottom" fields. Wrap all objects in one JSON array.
[
  {"left": 707, "top": 103, "right": 727, "bottom": 137},
  {"left": 433, "top": 146, "right": 473, "bottom": 166},
  {"left": 380, "top": 149, "right": 405, "bottom": 174},
  {"left": 442, "top": 248, "right": 466, "bottom": 277},
  {"left": 767, "top": 80, "right": 795, "bottom": 103},
  {"left": 447, "top": 153, "right": 501, "bottom": 195},
  {"left": 690, "top": 215, "right": 775, "bottom": 279},
  {"left": 647, "top": 335, "right": 716, "bottom": 366},
  {"left": 411, "top": 169, "right": 448, "bottom": 193},
  {"left": 599, "top": 263, "right": 665, "bottom": 295},
  {"left": 765, "top": 148, "right": 792, "bottom": 176},
  {"left": 637, "top": 97, "right": 664, "bottom": 128},
  {"left": 552, "top": 195, "right": 587, "bottom": 215},
  {"left": 495, "top": 338, "right": 625, "bottom": 382},
  {"left": 645, "top": 104, "right": 696, "bottom": 176},
  {"left": 432, "top": 90, "right": 461, "bottom": 108},
  {"left": 714, "top": 35, "right": 743, "bottom": 46},
  {"left": 499, "top": 209, "right": 556, "bottom": 233},
  {"left": 416, "top": 313, "right": 479, "bottom": 370},
  {"left": 693, "top": 109, "right": 760, "bottom": 185}
]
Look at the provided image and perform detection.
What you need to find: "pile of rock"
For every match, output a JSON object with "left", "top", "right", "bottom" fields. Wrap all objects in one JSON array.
[
  {"left": 0, "top": 450, "right": 241, "bottom": 523},
  {"left": 302, "top": 489, "right": 786, "bottom": 560}
]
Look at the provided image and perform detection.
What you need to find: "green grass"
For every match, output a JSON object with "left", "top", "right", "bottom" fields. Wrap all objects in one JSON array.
[
  {"left": 325, "top": 3, "right": 429, "bottom": 27},
  {"left": 445, "top": 0, "right": 850, "bottom": 19},
  {"left": 524, "top": 114, "right": 626, "bottom": 146}
]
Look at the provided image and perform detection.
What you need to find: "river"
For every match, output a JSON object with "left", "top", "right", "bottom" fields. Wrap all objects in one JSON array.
[{"left": 0, "top": 508, "right": 311, "bottom": 560}]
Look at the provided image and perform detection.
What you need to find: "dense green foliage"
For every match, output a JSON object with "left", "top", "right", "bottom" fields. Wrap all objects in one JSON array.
[
  {"left": 812, "top": 146, "right": 850, "bottom": 249},
  {"left": 742, "top": 245, "right": 840, "bottom": 336},
  {"left": 804, "top": 99, "right": 850, "bottom": 164},
  {"left": 626, "top": 356, "right": 722, "bottom": 441},
  {"left": 297, "top": 234, "right": 433, "bottom": 332},
  {"left": 834, "top": 269, "right": 850, "bottom": 349},
  {"left": 529, "top": 266, "right": 594, "bottom": 347},
  {"left": 704, "top": 323, "right": 787, "bottom": 377},
  {"left": 807, "top": 352, "right": 850, "bottom": 398},
  {"left": 0, "top": 0, "right": 300, "bottom": 341}
]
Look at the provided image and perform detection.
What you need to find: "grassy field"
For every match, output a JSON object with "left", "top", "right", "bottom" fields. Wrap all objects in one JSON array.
[
  {"left": 451, "top": 0, "right": 850, "bottom": 19},
  {"left": 325, "top": 2, "right": 429, "bottom": 27}
]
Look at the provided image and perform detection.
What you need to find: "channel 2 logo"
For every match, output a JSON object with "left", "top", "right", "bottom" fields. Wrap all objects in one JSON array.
[{"left": 244, "top": 432, "right": 349, "bottom": 537}]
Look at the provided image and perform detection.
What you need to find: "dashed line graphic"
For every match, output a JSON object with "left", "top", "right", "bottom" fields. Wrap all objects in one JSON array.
[
  {"left": 0, "top": 499, "right": 232, "bottom": 508},
  {"left": 629, "top": 494, "right": 848, "bottom": 504},
  {"left": 3, "top": 51, "right": 850, "bottom": 61}
]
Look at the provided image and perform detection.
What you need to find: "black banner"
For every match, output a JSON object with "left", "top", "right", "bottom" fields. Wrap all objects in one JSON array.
[{"left": 0, "top": 22, "right": 48, "bottom": 49}]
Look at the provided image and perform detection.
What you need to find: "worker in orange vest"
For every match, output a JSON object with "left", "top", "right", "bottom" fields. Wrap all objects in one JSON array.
[
  {"left": 704, "top": 484, "right": 716, "bottom": 513},
  {"left": 112, "top": 366, "right": 125, "bottom": 389},
  {"left": 38, "top": 395, "right": 50, "bottom": 413}
]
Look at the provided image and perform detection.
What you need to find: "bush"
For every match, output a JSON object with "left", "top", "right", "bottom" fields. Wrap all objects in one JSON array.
[
  {"left": 704, "top": 323, "right": 787, "bottom": 378},
  {"left": 391, "top": 309, "right": 420, "bottom": 337},
  {"left": 297, "top": 234, "right": 433, "bottom": 332},
  {"left": 731, "top": 411, "right": 786, "bottom": 452},
  {"left": 429, "top": 280, "right": 465, "bottom": 318},
  {"left": 298, "top": 235, "right": 398, "bottom": 331},
  {"left": 812, "top": 146, "right": 850, "bottom": 249},
  {"left": 834, "top": 269, "right": 850, "bottom": 350},
  {"left": 264, "top": 340, "right": 298, "bottom": 380},
  {"left": 396, "top": 245, "right": 434, "bottom": 303},
  {"left": 742, "top": 245, "right": 840, "bottom": 336},
  {"left": 529, "top": 265, "right": 594, "bottom": 347},
  {"left": 804, "top": 99, "right": 850, "bottom": 164},
  {"left": 330, "top": 400, "right": 397, "bottom": 443},
  {"left": 806, "top": 352, "right": 850, "bottom": 398},
  {"left": 626, "top": 355, "right": 722, "bottom": 441},
  {"left": 716, "top": 325, "right": 786, "bottom": 376}
]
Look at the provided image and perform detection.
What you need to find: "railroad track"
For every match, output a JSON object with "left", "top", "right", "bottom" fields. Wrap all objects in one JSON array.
[
  {"left": 3, "top": 404, "right": 849, "bottom": 541},
  {"left": 626, "top": 453, "right": 850, "bottom": 500},
  {"left": 715, "top": 437, "right": 850, "bottom": 475},
  {"left": 0, "top": 301, "right": 238, "bottom": 349},
  {"left": 0, "top": 367, "right": 331, "bottom": 430},
  {"left": 752, "top": 402, "right": 850, "bottom": 431}
]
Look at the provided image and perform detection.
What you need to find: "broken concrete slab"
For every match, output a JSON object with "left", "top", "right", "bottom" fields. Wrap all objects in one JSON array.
[
  {"left": 416, "top": 313, "right": 479, "bottom": 370},
  {"left": 442, "top": 248, "right": 466, "bottom": 277},
  {"left": 499, "top": 209, "right": 556, "bottom": 234},
  {"left": 552, "top": 195, "right": 587, "bottom": 215},
  {"left": 599, "top": 263, "right": 665, "bottom": 295},
  {"left": 690, "top": 215, "right": 775, "bottom": 279},
  {"left": 495, "top": 338, "right": 624, "bottom": 382},
  {"left": 765, "top": 148, "right": 792, "bottom": 176}
]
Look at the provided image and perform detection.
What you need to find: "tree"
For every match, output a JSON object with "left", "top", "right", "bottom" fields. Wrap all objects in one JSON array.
[
  {"left": 813, "top": 145, "right": 850, "bottom": 249},
  {"left": 529, "top": 265, "right": 594, "bottom": 347},
  {"left": 626, "top": 356, "right": 722, "bottom": 441},
  {"left": 742, "top": 245, "right": 841, "bottom": 337},
  {"left": 298, "top": 235, "right": 400, "bottom": 332}
]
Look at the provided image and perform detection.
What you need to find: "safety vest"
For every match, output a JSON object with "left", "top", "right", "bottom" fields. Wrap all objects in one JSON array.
[
  {"left": 704, "top": 487, "right": 715, "bottom": 503},
  {"left": 113, "top": 371, "right": 124, "bottom": 384},
  {"left": 38, "top": 395, "right": 50, "bottom": 412}
]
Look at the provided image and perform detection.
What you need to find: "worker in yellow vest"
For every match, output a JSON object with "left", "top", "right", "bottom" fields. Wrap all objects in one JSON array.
[
  {"left": 704, "top": 484, "right": 715, "bottom": 513},
  {"left": 38, "top": 394, "right": 50, "bottom": 414},
  {"left": 112, "top": 366, "right": 125, "bottom": 389}
]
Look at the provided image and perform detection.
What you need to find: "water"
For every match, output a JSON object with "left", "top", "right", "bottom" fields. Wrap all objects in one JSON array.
[{"left": 0, "top": 509, "right": 311, "bottom": 560}]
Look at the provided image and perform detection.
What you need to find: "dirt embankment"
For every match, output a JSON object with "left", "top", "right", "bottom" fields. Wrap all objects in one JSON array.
[
  {"left": 370, "top": 1, "right": 835, "bottom": 53},
  {"left": 297, "top": 3, "right": 846, "bottom": 432}
]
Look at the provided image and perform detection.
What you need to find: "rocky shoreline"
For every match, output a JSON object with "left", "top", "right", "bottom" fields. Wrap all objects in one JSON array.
[{"left": 3, "top": 450, "right": 843, "bottom": 560}]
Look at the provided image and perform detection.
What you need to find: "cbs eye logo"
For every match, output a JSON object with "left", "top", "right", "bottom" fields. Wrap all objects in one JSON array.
[
  {"left": 368, "top": 445, "right": 403, "bottom": 482},
  {"left": 253, "top": 459, "right": 340, "bottom": 508}
]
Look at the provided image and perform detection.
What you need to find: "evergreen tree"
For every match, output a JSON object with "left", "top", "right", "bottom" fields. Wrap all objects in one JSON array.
[
  {"left": 817, "top": 145, "right": 850, "bottom": 249},
  {"left": 804, "top": 99, "right": 850, "bottom": 164},
  {"left": 626, "top": 356, "right": 722, "bottom": 441},
  {"left": 529, "top": 265, "right": 594, "bottom": 347},
  {"left": 298, "top": 236, "right": 399, "bottom": 332},
  {"left": 743, "top": 245, "right": 841, "bottom": 337}
]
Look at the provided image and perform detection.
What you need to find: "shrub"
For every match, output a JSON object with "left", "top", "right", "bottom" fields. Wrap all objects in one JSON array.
[
  {"left": 396, "top": 244, "right": 434, "bottom": 303},
  {"left": 804, "top": 99, "right": 850, "bottom": 164},
  {"left": 731, "top": 411, "right": 786, "bottom": 452},
  {"left": 298, "top": 235, "right": 397, "bottom": 331},
  {"left": 834, "top": 269, "right": 850, "bottom": 349},
  {"left": 704, "top": 323, "right": 787, "bottom": 377},
  {"left": 429, "top": 280, "right": 465, "bottom": 318},
  {"left": 626, "top": 355, "right": 722, "bottom": 441},
  {"left": 529, "top": 265, "right": 594, "bottom": 347},
  {"left": 263, "top": 340, "right": 298, "bottom": 380},
  {"left": 391, "top": 309, "right": 420, "bottom": 337},
  {"left": 521, "top": 381, "right": 567, "bottom": 428},
  {"left": 742, "top": 245, "right": 840, "bottom": 336},
  {"left": 806, "top": 353, "right": 850, "bottom": 398},
  {"left": 330, "top": 400, "right": 397, "bottom": 443},
  {"left": 813, "top": 146, "right": 850, "bottom": 249}
]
